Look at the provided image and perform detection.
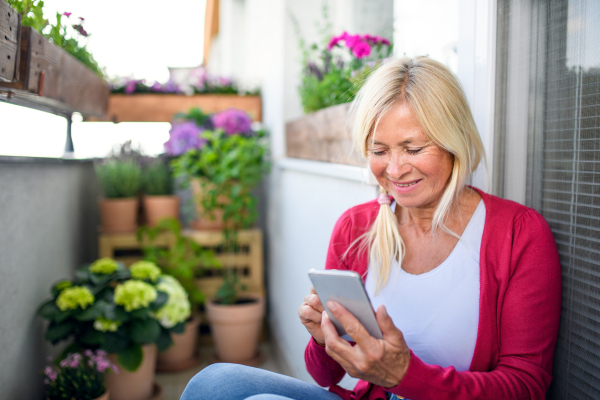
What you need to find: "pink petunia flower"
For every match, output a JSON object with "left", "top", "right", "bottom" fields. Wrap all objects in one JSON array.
[
  {"left": 352, "top": 41, "right": 371, "bottom": 58},
  {"left": 327, "top": 36, "right": 341, "bottom": 50},
  {"left": 344, "top": 34, "right": 361, "bottom": 49},
  {"left": 63, "top": 12, "right": 72, "bottom": 17}
]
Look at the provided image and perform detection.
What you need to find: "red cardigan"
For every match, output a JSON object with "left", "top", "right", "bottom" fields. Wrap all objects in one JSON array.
[{"left": 305, "top": 189, "right": 561, "bottom": 400}]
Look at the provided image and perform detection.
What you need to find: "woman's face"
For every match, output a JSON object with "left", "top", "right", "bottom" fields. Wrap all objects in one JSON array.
[{"left": 368, "top": 102, "right": 454, "bottom": 211}]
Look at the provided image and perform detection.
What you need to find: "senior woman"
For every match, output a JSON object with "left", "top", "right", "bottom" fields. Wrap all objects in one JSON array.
[{"left": 180, "top": 56, "right": 561, "bottom": 400}]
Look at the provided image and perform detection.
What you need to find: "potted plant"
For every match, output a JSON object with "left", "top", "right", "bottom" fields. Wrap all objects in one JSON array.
[
  {"left": 138, "top": 217, "right": 222, "bottom": 371},
  {"left": 205, "top": 271, "right": 265, "bottom": 366},
  {"left": 169, "top": 107, "right": 270, "bottom": 237},
  {"left": 43, "top": 350, "right": 118, "bottom": 400},
  {"left": 142, "top": 159, "right": 179, "bottom": 227},
  {"left": 37, "top": 258, "right": 184, "bottom": 400},
  {"left": 95, "top": 159, "right": 142, "bottom": 233}
]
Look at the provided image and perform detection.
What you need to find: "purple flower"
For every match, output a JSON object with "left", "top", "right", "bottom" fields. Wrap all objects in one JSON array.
[
  {"left": 79, "top": 17, "right": 85, "bottom": 21},
  {"left": 59, "top": 359, "right": 69, "bottom": 368},
  {"left": 72, "top": 24, "right": 89, "bottom": 37},
  {"left": 211, "top": 108, "right": 253, "bottom": 135},
  {"left": 165, "top": 122, "right": 206, "bottom": 156},
  {"left": 63, "top": 12, "right": 72, "bottom": 17},
  {"left": 150, "top": 81, "right": 163, "bottom": 92},
  {"left": 96, "top": 350, "right": 107, "bottom": 358},
  {"left": 352, "top": 41, "right": 371, "bottom": 58},
  {"left": 44, "top": 366, "right": 58, "bottom": 382},
  {"left": 83, "top": 349, "right": 93, "bottom": 357},
  {"left": 163, "top": 78, "right": 180, "bottom": 93},
  {"left": 124, "top": 81, "right": 136, "bottom": 94}
]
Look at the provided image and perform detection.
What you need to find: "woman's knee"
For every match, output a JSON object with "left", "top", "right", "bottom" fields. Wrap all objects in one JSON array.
[{"left": 181, "top": 363, "right": 249, "bottom": 400}]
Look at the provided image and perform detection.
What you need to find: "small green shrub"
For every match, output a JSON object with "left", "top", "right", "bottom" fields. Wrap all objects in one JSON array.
[
  {"left": 143, "top": 161, "right": 174, "bottom": 196},
  {"left": 95, "top": 160, "right": 142, "bottom": 199}
]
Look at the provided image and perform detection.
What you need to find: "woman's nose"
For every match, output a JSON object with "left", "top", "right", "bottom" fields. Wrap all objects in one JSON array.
[{"left": 386, "top": 153, "right": 411, "bottom": 178}]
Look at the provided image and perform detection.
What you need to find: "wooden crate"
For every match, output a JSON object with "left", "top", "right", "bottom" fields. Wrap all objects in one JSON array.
[
  {"left": 86, "top": 93, "right": 262, "bottom": 123},
  {"left": 0, "top": 1, "right": 21, "bottom": 82},
  {"left": 0, "top": 26, "right": 109, "bottom": 117},
  {"left": 97, "top": 228, "right": 265, "bottom": 297}
]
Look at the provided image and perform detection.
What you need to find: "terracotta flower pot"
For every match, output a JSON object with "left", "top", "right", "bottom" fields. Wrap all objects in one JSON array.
[
  {"left": 206, "top": 294, "right": 265, "bottom": 364},
  {"left": 143, "top": 195, "right": 180, "bottom": 227},
  {"left": 156, "top": 314, "right": 201, "bottom": 371},
  {"left": 106, "top": 344, "right": 157, "bottom": 400},
  {"left": 190, "top": 178, "right": 227, "bottom": 230},
  {"left": 99, "top": 198, "right": 138, "bottom": 233}
]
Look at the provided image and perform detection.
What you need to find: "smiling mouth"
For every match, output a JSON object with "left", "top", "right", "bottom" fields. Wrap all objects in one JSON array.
[{"left": 392, "top": 179, "right": 421, "bottom": 187}]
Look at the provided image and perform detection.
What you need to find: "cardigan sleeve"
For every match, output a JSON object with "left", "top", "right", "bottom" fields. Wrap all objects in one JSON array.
[{"left": 388, "top": 209, "right": 562, "bottom": 400}]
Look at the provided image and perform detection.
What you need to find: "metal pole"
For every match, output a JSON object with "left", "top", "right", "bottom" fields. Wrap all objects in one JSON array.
[{"left": 63, "top": 114, "right": 74, "bottom": 157}]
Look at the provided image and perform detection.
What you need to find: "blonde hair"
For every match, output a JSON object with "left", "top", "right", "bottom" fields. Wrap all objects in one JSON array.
[{"left": 351, "top": 56, "right": 485, "bottom": 291}]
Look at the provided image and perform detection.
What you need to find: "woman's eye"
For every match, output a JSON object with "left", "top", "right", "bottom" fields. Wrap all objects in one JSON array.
[
  {"left": 370, "top": 150, "right": 386, "bottom": 156},
  {"left": 407, "top": 148, "right": 424, "bottom": 155}
]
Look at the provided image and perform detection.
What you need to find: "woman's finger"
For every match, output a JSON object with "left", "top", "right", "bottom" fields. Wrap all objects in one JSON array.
[
  {"left": 376, "top": 305, "right": 406, "bottom": 346},
  {"left": 299, "top": 304, "right": 323, "bottom": 324},
  {"left": 327, "top": 300, "right": 376, "bottom": 348}
]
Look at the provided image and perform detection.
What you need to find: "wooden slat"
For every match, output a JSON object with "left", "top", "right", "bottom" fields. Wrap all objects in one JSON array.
[
  {"left": 86, "top": 93, "right": 262, "bottom": 123},
  {"left": 0, "top": 26, "right": 109, "bottom": 117},
  {"left": 0, "top": 1, "right": 20, "bottom": 82},
  {"left": 285, "top": 103, "right": 362, "bottom": 166}
]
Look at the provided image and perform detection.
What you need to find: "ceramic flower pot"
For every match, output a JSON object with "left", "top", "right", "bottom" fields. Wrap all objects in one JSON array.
[
  {"left": 99, "top": 198, "right": 138, "bottom": 233},
  {"left": 190, "top": 178, "right": 227, "bottom": 230},
  {"left": 106, "top": 344, "right": 157, "bottom": 400},
  {"left": 156, "top": 314, "right": 202, "bottom": 372},
  {"left": 206, "top": 294, "right": 265, "bottom": 365},
  {"left": 143, "top": 195, "right": 180, "bottom": 227}
]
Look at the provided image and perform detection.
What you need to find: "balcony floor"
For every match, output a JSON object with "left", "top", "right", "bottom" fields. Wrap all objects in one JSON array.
[{"left": 156, "top": 342, "right": 291, "bottom": 400}]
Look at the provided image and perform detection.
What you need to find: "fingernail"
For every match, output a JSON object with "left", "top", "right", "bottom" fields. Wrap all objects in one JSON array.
[{"left": 327, "top": 301, "right": 337, "bottom": 311}]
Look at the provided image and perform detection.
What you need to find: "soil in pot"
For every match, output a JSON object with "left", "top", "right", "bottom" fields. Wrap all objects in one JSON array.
[
  {"left": 99, "top": 198, "right": 138, "bottom": 233},
  {"left": 156, "top": 314, "right": 201, "bottom": 372},
  {"left": 143, "top": 195, "right": 180, "bottom": 227},
  {"left": 106, "top": 344, "right": 157, "bottom": 400},
  {"left": 206, "top": 295, "right": 265, "bottom": 364}
]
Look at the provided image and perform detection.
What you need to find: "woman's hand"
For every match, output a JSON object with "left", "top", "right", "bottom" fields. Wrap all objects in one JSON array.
[
  {"left": 321, "top": 301, "right": 411, "bottom": 388},
  {"left": 298, "top": 287, "right": 326, "bottom": 345}
]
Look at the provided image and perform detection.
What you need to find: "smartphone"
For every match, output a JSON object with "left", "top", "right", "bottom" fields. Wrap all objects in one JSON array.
[{"left": 308, "top": 269, "right": 383, "bottom": 341}]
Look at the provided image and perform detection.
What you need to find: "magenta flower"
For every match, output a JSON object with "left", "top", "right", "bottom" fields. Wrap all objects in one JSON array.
[
  {"left": 72, "top": 24, "right": 89, "bottom": 37},
  {"left": 344, "top": 34, "right": 361, "bottom": 49},
  {"left": 44, "top": 366, "right": 58, "bottom": 382},
  {"left": 165, "top": 122, "right": 206, "bottom": 156},
  {"left": 63, "top": 12, "right": 72, "bottom": 17},
  {"left": 79, "top": 17, "right": 85, "bottom": 21},
  {"left": 212, "top": 108, "right": 252, "bottom": 135},
  {"left": 352, "top": 41, "right": 371, "bottom": 58},
  {"left": 328, "top": 36, "right": 341, "bottom": 50},
  {"left": 124, "top": 81, "right": 136, "bottom": 94}
]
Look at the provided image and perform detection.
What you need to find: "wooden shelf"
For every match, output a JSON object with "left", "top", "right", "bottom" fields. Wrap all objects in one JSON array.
[
  {"left": 98, "top": 228, "right": 265, "bottom": 299},
  {"left": 0, "top": 4, "right": 109, "bottom": 118},
  {"left": 85, "top": 93, "right": 262, "bottom": 123}
]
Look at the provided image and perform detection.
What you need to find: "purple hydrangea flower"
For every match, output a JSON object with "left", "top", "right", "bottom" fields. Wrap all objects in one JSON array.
[
  {"left": 211, "top": 109, "right": 253, "bottom": 135},
  {"left": 164, "top": 122, "right": 206, "bottom": 156}
]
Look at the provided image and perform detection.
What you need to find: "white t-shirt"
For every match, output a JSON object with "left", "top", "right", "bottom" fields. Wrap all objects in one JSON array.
[{"left": 365, "top": 200, "right": 485, "bottom": 372}]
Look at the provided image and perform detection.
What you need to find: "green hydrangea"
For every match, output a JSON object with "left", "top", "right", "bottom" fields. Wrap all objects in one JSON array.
[
  {"left": 89, "top": 258, "right": 119, "bottom": 275},
  {"left": 55, "top": 286, "right": 95, "bottom": 311},
  {"left": 153, "top": 275, "right": 191, "bottom": 328},
  {"left": 130, "top": 261, "right": 161, "bottom": 282},
  {"left": 93, "top": 317, "right": 121, "bottom": 332},
  {"left": 114, "top": 280, "right": 157, "bottom": 312},
  {"left": 53, "top": 280, "right": 73, "bottom": 292}
]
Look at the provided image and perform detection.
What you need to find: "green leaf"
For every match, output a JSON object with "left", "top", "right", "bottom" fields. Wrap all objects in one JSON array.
[
  {"left": 78, "top": 327, "right": 105, "bottom": 345},
  {"left": 156, "top": 328, "right": 173, "bottom": 352},
  {"left": 38, "top": 300, "right": 60, "bottom": 320},
  {"left": 150, "top": 291, "right": 168, "bottom": 311},
  {"left": 102, "top": 331, "right": 129, "bottom": 353},
  {"left": 75, "top": 300, "right": 107, "bottom": 321},
  {"left": 129, "top": 318, "right": 161, "bottom": 344},
  {"left": 75, "top": 268, "right": 90, "bottom": 282},
  {"left": 104, "top": 304, "right": 130, "bottom": 322},
  {"left": 130, "top": 308, "right": 150, "bottom": 319},
  {"left": 117, "top": 343, "right": 144, "bottom": 372},
  {"left": 45, "top": 321, "right": 75, "bottom": 343},
  {"left": 170, "top": 321, "right": 186, "bottom": 334}
]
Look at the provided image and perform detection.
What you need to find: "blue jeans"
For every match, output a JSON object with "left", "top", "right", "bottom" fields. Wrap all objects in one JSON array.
[{"left": 180, "top": 363, "right": 343, "bottom": 400}]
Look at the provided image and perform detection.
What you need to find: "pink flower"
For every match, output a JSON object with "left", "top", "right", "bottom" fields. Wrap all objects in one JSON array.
[
  {"left": 79, "top": 17, "right": 85, "bottom": 21},
  {"left": 83, "top": 349, "right": 93, "bottom": 357},
  {"left": 59, "top": 359, "right": 69, "bottom": 368},
  {"left": 44, "top": 366, "right": 57, "bottom": 381},
  {"left": 96, "top": 360, "right": 110, "bottom": 373},
  {"left": 112, "top": 364, "right": 119, "bottom": 374},
  {"left": 327, "top": 36, "right": 341, "bottom": 50},
  {"left": 96, "top": 350, "right": 107, "bottom": 357},
  {"left": 352, "top": 41, "right": 371, "bottom": 58},
  {"left": 344, "top": 34, "right": 361, "bottom": 49},
  {"left": 63, "top": 12, "right": 72, "bottom": 17},
  {"left": 212, "top": 108, "right": 253, "bottom": 135}
]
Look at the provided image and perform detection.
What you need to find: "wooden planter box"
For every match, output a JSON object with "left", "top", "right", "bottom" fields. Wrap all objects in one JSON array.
[
  {"left": 0, "top": 1, "right": 20, "bottom": 82},
  {"left": 285, "top": 103, "right": 361, "bottom": 166},
  {"left": 0, "top": 9, "right": 109, "bottom": 117},
  {"left": 88, "top": 94, "right": 262, "bottom": 123}
]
